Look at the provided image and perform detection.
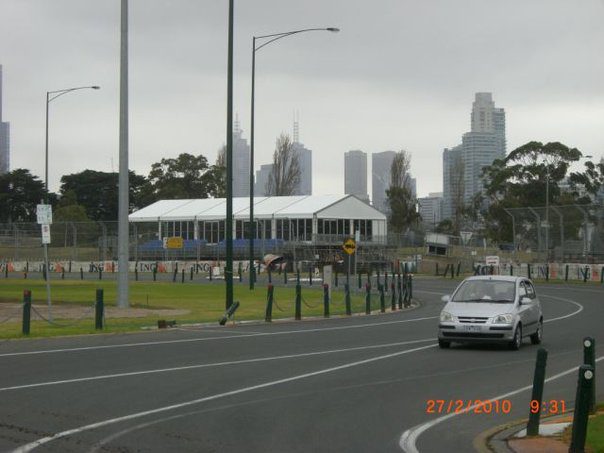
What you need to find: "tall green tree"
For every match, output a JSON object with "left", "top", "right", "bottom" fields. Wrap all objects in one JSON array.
[
  {"left": 386, "top": 150, "right": 420, "bottom": 233},
  {"left": 145, "top": 153, "right": 224, "bottom": 200},
  {"left": 60, "top": 170, "right": 148, "bottom": 221},
  {"left": 0, "top": 169, "right": 47, "bottom": 223},
  {"left": 53, "top": 190, "right": 91, "bottom": 222}
]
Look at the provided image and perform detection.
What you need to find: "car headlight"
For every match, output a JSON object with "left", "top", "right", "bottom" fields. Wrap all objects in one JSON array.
[
  {"left": 440, "top": 311, "right": 455, "bottom": 322},
  {"left": 493, "top": 314, "right": 513, "bottom": 324}
]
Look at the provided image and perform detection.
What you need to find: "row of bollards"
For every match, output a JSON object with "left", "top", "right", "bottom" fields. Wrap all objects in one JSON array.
[
  {"left": 527, "top": 338, "right": 597, "bottom": 452},
  {"left": 263, "top": 275, "right": 413, "bottom": 323},
  {"left": 21, "top": 288, "right": 105, "bottom": 335}
]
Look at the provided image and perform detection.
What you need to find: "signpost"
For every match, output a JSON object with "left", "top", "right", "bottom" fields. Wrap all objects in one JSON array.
[
  {"left": 37, "top": 204, "right": 53, "bottom": 320},
  {"left": 342, "top": 238, "right": 356, "bottom": 283}
]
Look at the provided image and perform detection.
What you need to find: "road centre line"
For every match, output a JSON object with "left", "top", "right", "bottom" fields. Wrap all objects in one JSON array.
[
  {"left": 399, "top": 293, "right": 585, "bottom": 452},
  {"left": 0, "top": 316, "right": 438, "bottom": 358},
  {"left": 12, "top": 343, "right": 438, "bottom": 453},
  {"left": 399, "top": 355, "right": 604, "bottom": 453},
  {"left": 0, "top": 338, "right": 435, "bottom": 392}
]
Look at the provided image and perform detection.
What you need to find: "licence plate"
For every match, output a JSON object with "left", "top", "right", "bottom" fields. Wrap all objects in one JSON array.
[{"left": 464, "top": 325, "right": 481, "bottom": 332}]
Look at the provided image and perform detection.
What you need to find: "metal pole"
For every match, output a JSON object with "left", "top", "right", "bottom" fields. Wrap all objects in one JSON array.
[
  {"left": 117, "top": 0, "right": 129, "bottom": 308},
  {"left": 45, "top": 92, "right": 49, "bottom": 201},
  {"left": 43, "top": 240, "right": 52, "bottom": 320},
  {"left": 249, "top": 37, "right": 256, "bottom": 290},
  {"left": 545, "top": 168, "right": 549, "bottom": 262},
  {"left": 225, "top": 0, "right": 234, "bottom": 309}
]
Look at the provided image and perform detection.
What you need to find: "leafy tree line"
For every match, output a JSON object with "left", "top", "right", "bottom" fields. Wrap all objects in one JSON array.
[{"left": 0, "top": 152, "right": 225, "bottom": 223}]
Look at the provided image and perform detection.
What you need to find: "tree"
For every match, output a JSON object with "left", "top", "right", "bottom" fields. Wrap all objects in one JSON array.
[
  {"left": 386, "top": 150, "right": 420, "bottom": 233},
  {"left": 480, "top": 141, "right": 588, "bottom": 243},
  {"left": 0, "top": 169, "right": 47, "bottom": 223},
  {"left": 60, "top": 170, "right": 148, "bottom": 221},
  {"left": 266, "top": 134, "right": 300, "bottom": 196},
  {"left": 212, "top": 145, "right": 227, "bottom": 198},
  {"left": 53, "top": 190, "right": 91, "bottom": 222},
  {"left": 145, "top": 153, "right": 224, "bottom": 201}
]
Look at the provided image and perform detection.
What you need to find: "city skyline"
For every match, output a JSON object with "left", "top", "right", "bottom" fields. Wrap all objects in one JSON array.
[{"left": 0, "top": 1, "right": 603, "bottom": 197}]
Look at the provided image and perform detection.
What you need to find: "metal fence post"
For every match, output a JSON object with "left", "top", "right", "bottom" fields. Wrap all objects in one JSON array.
[
  {"left": 391, "top": 281, "right": 396, "bottom": 310},
  {"left": 345, "top": 283, "right": 351, "bottom": 316},
  {"left": 295, "top": 282, "right": 302, "bottom": 320},
  {"left": 22, "top": 290, "right": 31, "bottom": 335},
  {"left": 569, "top": 365, "right": 595, "bottom": 453},
  {"left": 323, "top": 284, "right": 329, "bottom": 318},
  {"left": 365, "top": 282, "right": 371, "bottom": 315},
  {"left": 265, "top": 284, "right": 274, "bottom": 322},
  {"left": 95, "top": 288, "right": 104, "bottom": 330},
  {"left": 583, "top": 337, "right": 596, "bottom": 414},
  {"left": 379, "top": 284, "right": 385, "bottom": 313},
  {"left": 526, "top": 348, "right": 548, "bottom": 436}
]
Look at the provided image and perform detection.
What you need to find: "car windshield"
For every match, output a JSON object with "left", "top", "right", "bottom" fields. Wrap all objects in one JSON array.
[{"left": 451, "top": 280, "right": 516, "bottom": 303}]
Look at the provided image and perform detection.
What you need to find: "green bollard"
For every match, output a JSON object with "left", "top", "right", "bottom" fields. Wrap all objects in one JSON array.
[
  {"left": 309, "top": 267, "right": 312, "bottom": 286},
  {"left": 583, "top": 266, "right": 589, "bottom": 283},
  {"left": 357, "top": 272, "right": 362, "bottom": 290},
  {"left": 365, "top": 283, "right": 371, "bottom": 315},
  {"left": 153, "top": 266, "right": 157, "bottom": 282},
  {"left": 384, "top": 271, "right": 388, "bottom": 292},
  {"left": 190, "top": 267, "right": 194, "bottom": 281},
  {"left": 583, "top": 337, "right": 596, "bottom": 414},
  {"left": 42, "top": 264, "right": 47, "bottom": 281},
  {"left": 397, "top": 274, "right": 403, "bottom": 309},
  {"left": 545, "top": 264, "right": 549, "bottom": 282},
  {"left": 409, "top": 274, "right": 413, "bottom": 300},
  {"left": 295, "top": 283, "right": 302, "bottom": 320},
  {"left": 390, "top": 282, "right": 396, "bottom": 310},
  {"left": 344, "top": 283, "right": 351, "bottom": 315},
  {"left": 80, "top": 267, "right": 84, "bottom": 280},
  {"left": 435, "top": 262, "right": 439, "bottom": 276},
  {"left": 323, "top": 284, "right": 329, "bottom": 318},
  {"left": 601, "top": 267, "right": 604, "bottom": 284},
  {"left": 379, "top": 284, "right": 385, "bottom": 313},
  {"left": 95, "top": 288, "right": 104, "bottom": 330},
  {"left": 565, "top": 264, "right": 569, "bottom": 281},
  {"left": 238, "top": 263, "right": 242, "bottom": 282},
  {"left": 284, "top": 268, "right": 288, "bottom": 285},
  {"left": 456, "top": 262, "right": 461, "bottom": 277},
  {"left": 527, "top": 263, "right": 532, "bottom": 280},
  {"left": 510, "top": 264, "right": 514, "bottom": 276},
  {"left": 451, "top": 263, "right": 455, "bottom": 279},
  {"left": 265, "top": 285, "right": 274, "bottom": 322},
  {"left": 209, "top": 266, "right": 213, "bottom": 281},
  {"left": 526, "top": 348, "right": 548, "bottom": 436},
  {"left": 99, "top": 267, "right": 102, "bottom": 280},
  {"left": 22, "top": 289, "right": 31, "bottom": 335},
  {"left": 61, "top": 268, "right": 65, "bottom": 280},
  {"left": 296, "top": 269, "right": 301, "bottom": 285},
  {"left": 181, "top": 268, "right": 185, "bottom": 283},
  {"left": 569, "top": 365, "right": 595, "bottom": 453},
  {"left": 173, "top": 267, "right": 178, "bottom": 283},
  {"left": 135, "top": 267, "right": 139, "bottom": 281}
]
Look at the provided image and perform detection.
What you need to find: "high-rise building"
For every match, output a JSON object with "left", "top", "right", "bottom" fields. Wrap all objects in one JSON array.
[
  {"left": 371, "top": 151, "right": 396, "bottom": 213},
  {"left": 344, "top": 150, "right": 368, "bottom": 202},
  {"left": 443, "top": 93, "right": 506, "bottom": 220},
  {"left": 418, "top": 192, "right": 443, "bottom": 229},
  {"left": 292, "top": 141, "right": 312, "bottom": 195},
  {"left": 232, "top": 117, "right": 250, "bottom": 197},
  {"left": 0, "top": 65, "right": 10, "bottom": 175},
  {"left": 255, "top": 163, "right": 273, "bottom": 196}
]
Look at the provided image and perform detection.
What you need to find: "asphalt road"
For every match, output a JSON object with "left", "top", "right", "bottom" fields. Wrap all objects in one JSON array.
[{"left": 0, "top": 277, "right": 602, "bottom": 452}]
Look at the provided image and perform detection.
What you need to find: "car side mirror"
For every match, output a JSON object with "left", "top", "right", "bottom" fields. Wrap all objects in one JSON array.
[
  {"left": 441, "top": 295, "right": 450, "bottom": 303},
  {"left": 520, "top": 296, "right": 531, "bottom": 305}
]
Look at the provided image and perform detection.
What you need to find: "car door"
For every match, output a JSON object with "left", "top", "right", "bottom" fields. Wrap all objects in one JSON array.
[
  {"left": 517, "top": 281, "right": 532, "bottom": 331},
  {"left": 525, "top": 281, "right": 541, "bottom": 331}
]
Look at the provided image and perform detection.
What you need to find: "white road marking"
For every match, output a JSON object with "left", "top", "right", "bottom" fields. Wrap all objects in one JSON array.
[
  {"left": 399, "top": 293, "right": 585, "bottom": 452},
  {"left": 0, "top": 338, "right": 435, "bottom": 392},
  {"left": 399, "top": 355, "right": 604, "bottom": 453},
  {"left": 0, "top": 316, "right": 438, "bottom": 358},
  {"left": 12, "top": 343, "right": 437, "bottom": 453}
]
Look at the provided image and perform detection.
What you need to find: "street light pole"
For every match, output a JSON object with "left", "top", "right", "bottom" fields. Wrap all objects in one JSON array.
[
  {"left": 225, "top": 0, "right": 234, "bottom": 309},
  {"left": 45, "top": 85, "right": 100, "bottom": 201},
  {"left": 43, "top": 84, "right": 99, "bottom": 320},
  {"left": 249, "top": 26, "right": 339, "bottom": 289}
]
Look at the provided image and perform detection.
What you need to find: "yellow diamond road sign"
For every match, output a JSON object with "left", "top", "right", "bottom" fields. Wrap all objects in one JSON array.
[{"left": 342, "top": 238, "right": 356, "bottom": 255}]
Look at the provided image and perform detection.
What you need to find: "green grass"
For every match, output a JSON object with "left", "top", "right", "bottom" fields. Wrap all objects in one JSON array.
[
  {"left": 586, "top": 405, "right": 604, "bottom": 453},
  {"left": 0, "top": 279, "right": 371, "bottom": 339}
]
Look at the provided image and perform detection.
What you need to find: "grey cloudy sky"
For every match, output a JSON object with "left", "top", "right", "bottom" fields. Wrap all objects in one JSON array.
[{"left": 1, "top": 0, "right": 603, "bottom": 198}]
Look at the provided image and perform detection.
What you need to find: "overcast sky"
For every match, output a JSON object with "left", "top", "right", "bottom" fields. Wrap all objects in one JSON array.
[{"left": 1, "top": 0, "right": 603, "bottom": 199}]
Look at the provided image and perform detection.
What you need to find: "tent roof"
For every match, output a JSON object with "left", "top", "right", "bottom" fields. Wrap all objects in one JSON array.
[{"left": 129, "top": 195, "right": 386, "bottom": 222}]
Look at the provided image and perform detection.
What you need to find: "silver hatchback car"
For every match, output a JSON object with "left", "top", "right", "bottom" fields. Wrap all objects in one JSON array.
[{"left": 438, "top": 276, "right": 543, "bottom": 350}]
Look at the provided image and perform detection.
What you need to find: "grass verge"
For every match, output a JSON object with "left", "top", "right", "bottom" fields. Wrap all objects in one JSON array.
[{"left": 0, "top": 279, "right": 375, "bottom": 339}]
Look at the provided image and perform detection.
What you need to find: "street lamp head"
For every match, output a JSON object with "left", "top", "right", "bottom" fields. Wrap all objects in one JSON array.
[
  {"left": 91, "top": 86, "right": 101, "bottom": 90},
  {"left": 326, "top": 27, "right": 340, "bottom": 32},
  {"left": 583, "top": 155, "right": 593, "bottom": 159}
]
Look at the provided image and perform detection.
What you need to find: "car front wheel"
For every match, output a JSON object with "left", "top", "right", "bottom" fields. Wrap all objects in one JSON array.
[
  {"left": 509, "top": 324, "right": 522, "bottom": 350},
  {"left": 530, "top": 320, "right": 543, "bottom": 345},
  {"left": 438, "top": 339, "right": 451, "bottom": 349}
]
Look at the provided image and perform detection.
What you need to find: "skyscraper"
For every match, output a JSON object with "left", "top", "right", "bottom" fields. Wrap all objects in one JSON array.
[
  {"left": 371, "top": 151, "right": 396, "bottom": 213},
  {"left": 0, "top": 65, "right": 10, "bottom": 175},
  {"left": 292, "top": 115, "right": 312, "bottom": 195},
  {"left": 255, "top": 163, "right": 273, "bottom": 196},
  {"left": 344, "top": 150, "right": 368, "bottom": 202},
  {"left": 418, "top": 192, "right": 443, "bottom": 229},
  {"left": 232, "top": 117, "right": 250, "bottom": 197},
  {"left": 442, "top": 93, "right": 506, "bottom": 220}
]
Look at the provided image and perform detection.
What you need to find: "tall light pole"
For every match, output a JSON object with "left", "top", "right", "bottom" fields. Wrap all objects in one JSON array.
[
  {"left": 44, "top": 85, "right": 99, "bottom": 320},
  {"left": 249, "top": 27, "right": 339, "bottom": 289},
  {"left": 226, "top": 0, "right": 234, "bottom": 309},
  {"left": 45, "top": 85, "right": 100, "bottom": 201}
]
